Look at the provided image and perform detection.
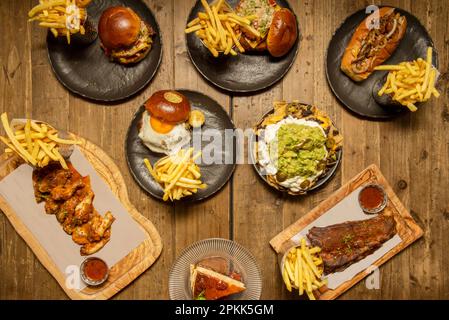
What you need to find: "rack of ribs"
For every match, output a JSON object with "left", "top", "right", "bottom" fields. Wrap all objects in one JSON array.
[{"left": 307, "top": 215, "right": 397, "bottom": 274}]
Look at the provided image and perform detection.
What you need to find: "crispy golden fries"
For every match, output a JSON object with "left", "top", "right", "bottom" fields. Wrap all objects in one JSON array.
[
  {"left": 282, "top": 238, "right": 326, "bottom": 300},
  {"left": 375, "top": 47, "right": 440, "bottom": 112},
  {"left": 144, "top": 148, "right": 207, "bottom": 201},
  {"left": 0, "top": 113, "right": 80, "bottom": 169},
  {"left": 28, "top": 0, "right": 91, "bottom": 44},
  {"left": 185, "top": 0, "right": 258, "bottom": 57}
]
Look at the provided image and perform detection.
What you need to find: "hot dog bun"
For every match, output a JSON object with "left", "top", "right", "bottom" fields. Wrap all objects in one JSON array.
[{"left": 341, "top": 7, "right": 407, "bottom": 82}]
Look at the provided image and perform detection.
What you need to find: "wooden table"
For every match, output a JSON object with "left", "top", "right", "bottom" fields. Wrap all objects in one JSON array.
[{"left": 0, "top": 0, "right": 448, "bottom": 300}]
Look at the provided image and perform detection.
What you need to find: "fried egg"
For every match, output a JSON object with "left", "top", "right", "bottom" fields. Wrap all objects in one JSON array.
[{"left": 139, "top": 111, "right": 191, "bottom": 155}]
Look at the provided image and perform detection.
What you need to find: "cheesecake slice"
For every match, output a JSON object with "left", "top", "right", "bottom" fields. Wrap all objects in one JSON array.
[{"left": 190, "top": 265, "right": 246, "bottom": 300}]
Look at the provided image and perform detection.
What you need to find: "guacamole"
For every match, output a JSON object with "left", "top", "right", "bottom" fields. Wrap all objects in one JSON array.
[{"left": 270, "top": 123, "right": 327, "bottom": 180}]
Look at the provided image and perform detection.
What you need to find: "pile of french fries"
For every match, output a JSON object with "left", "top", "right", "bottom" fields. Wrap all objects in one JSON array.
[
  {"left": 144, "top": 148, "right": 207, "bottom": 201},
  {"left": 282, "top": 238, "right": 326, "bottom": 300},
  {"left": 28, "top": 0, "right": 91, "bottom": 44},
  {"left": 0, "top": 113, "right": 80, "bottom": 169},
  {"left": 185, "top": 0, "right": 260, "bottom": 57},
  {"left": 375, "top": 47, "right": 440, "bottom": 112}
]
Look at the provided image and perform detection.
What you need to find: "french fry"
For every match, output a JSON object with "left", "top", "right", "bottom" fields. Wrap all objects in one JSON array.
[
  {"left": 188, "top": 0, "right": 259, "bottom": 57},
  {"left": 282, "top": 238, "right": 325, "bottom": 300},
  {"left": 303, "top": 259, "right": 312, "bottom": 293},
  {"left": 203, "top": 40, "right": 219, "bottom": 57},
  {"left": 285, "top": 259, "right": 295, "bottom": 283},
  {"left": 37, "top": 140, "right": 59, "bottom": 161},
  {"left": 422, "top": 47, "right": 433, "bottom": 93},
  {"left": 206, "top": 20, "right": 217, "bottom": 38},
  {"left": 198, "top": 12, "right": 209, "bottom": 20},
  {"left": 144, "top": 148, "right": 207, "bottom": 202},
  {"left": 224, "top": 36, "right": 233, "bottom": 55},
  {"left": 1, "top": 114, "right": 79, "bottom": 169},
  {"left": 28, "top": 0, "right": 67, "bottom": 17},
  {"left": 212, "top": 6, "right": 227, "bottom": 49},
  {"left": 52, "top": 148, "right": 67, "bottom": 169},
  {"left": 282, "top": 269, "right": 292, "bottom": 292},
  {"left": 201, "top": 0, "right": 216, "bottom": 30},
  {"left": 185, "top": 24, "right": 203, "bottom": 34},
  {"left": 25, "top": 119, "right": 33, "bottom": 153},
  {"left": 31, "top": 142, "right": 40, "bottom": 159},
  {"left": 187, "top": 17, "right": 200, "bottom": 28},
  {"left": 28, "top": 0, "right": 89, "bottom": 44},
  {"left": 47, "top": 133, "right": 80, "bottom": 145},
  {"left": 375, "top": 46, "right": 439, "bottom": 111},
  {"left": 226, "top": 22, "right": 244, "bottom": 53},
  {"left": 188, "top": 166, "right": 201, "bottom": 179},
  {"left": 302, "top": 245, "right": 321, "bottom": 278},
  {"left": 424, "top": 68, "right": 436, "bottom": 100},
  {"left": 1, "top": 113, "right": 36, "bottom": 165}
]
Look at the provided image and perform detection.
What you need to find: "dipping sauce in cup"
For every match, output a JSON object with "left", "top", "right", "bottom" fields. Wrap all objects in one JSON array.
[
  {"left": 358, "top": 184, "right": 387, "bottom": 214},
  {"left": 80, "top": 257, "right": 109, "bottom": 286}
]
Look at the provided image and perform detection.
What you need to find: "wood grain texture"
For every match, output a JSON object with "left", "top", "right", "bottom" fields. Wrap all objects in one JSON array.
[
  {"left": 270, "top": 165, "right": 423, "bottom": 300},
  {"left": 1, "top": 0, "right": 448, "bottom": 299},
  {"left": 0, "top": 136, "right": 163, "bottom": 300},
  {"left": 172, "top": 0, "right": 231, "bottom": 259}
]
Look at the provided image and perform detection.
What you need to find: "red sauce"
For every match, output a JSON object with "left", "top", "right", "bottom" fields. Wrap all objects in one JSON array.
[
  {"left": 83, "top": 259, "right": 108, "bottom": 282},
  {"left": 359, "top": 186, "right": 385, "bottom": 210}
]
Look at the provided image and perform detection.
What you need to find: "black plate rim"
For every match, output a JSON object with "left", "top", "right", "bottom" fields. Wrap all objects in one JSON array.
[
  {"left": 125, "top": 89, "right": 237, "bottom": 203},
  {"left": 46, "top": 0, "right": 163, "bottom": 103},
  {"left": 185, "top": 0, "right": 301, "bottom": 94},
  {"left": 249, "top": 104, "right": 343, "bottom": 195},
  {"left": 325, "top": 6, "right": 438, "bottom": 120}
]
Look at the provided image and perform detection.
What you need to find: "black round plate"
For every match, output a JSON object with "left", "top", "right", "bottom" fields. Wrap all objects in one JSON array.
[
  {"left": 47, "top": 0, "right": 162, "bottom": 102},
  {"left": 326, "top": 7, "right": 438, "bottom": 119},
  {"left": 186, "top": 0, "right": 300, "bottom": 93},
  {"left": 248, "top": 106, "right": 342, "bottom": 195},
  {"left": 125, "top": 90, "right": 236, "bottom": 202}
]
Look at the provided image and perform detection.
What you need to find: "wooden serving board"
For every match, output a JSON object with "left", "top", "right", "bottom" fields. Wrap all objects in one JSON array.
[
  {"left": 0, "top": 136, "right": 163, "bottom": 300},
  {"left": 270, "top": 164, "right": 423, "bottom": 300}
]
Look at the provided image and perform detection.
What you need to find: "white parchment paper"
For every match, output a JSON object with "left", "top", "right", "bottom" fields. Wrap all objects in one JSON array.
[
  {"left": 290, "top": 187, "right": 402, "bottom": 289},
  {"left": 0, "top": 148, "right": 148, "bottom": 291}
]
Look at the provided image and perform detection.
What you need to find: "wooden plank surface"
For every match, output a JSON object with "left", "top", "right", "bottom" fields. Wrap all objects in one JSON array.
[
  {"left": 0, "top": 137, "right": 163, "bottom": 300},
  {"left": 0, "top": 0, "right": 448, "bottom": 299},
  {"left": 269, "top": 164, "right": 424, "bottom": 300}
]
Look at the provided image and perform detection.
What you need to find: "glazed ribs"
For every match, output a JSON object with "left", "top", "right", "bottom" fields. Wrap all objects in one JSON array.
[{"left": 307, "top": 215, "right": 397, "bottom": 274}]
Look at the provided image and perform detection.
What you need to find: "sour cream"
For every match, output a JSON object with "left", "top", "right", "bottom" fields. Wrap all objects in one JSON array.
[{"left": 257, "top": 116, "right": 328, "bottom": 192}]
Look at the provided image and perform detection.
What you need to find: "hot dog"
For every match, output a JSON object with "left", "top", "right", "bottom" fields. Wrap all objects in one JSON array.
[{"left": 341, "top": 7, "right": 407, "bottom": 82}]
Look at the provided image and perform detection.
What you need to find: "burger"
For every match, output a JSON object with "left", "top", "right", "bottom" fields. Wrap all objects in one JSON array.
[
  {"left": 235, "top": 0, "right": 298, "bottom": 57},
  {"left": 139, "top": 90, "right": 192, "bottom": 155},
  {"left": 98, "top": 6, "right": 154, "bottom": 65}
]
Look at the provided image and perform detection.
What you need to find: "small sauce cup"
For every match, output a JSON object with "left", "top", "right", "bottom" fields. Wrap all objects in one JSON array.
[
  {"left": 358, "top": 184, "right": 388, "bottom": 214},
  {"left": 80, "top": 257, "right": 109, "bottom": 286}
]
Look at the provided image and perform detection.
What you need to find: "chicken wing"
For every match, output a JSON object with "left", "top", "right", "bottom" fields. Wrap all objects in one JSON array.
[
  {"left": 89, "top": 211, "right": 115, "bottom": 241},
  {"left": 81, "top": 228, "right": 111, "bottom": 256},
  {"left": 33, "top": 162, "right": 115, "bottom": 256},
  {"left": 72, "top": 223, "right": 91, "bottom": 245},
  {"left": 50, "top": 175, "right": 83, "bottom": 201}
]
